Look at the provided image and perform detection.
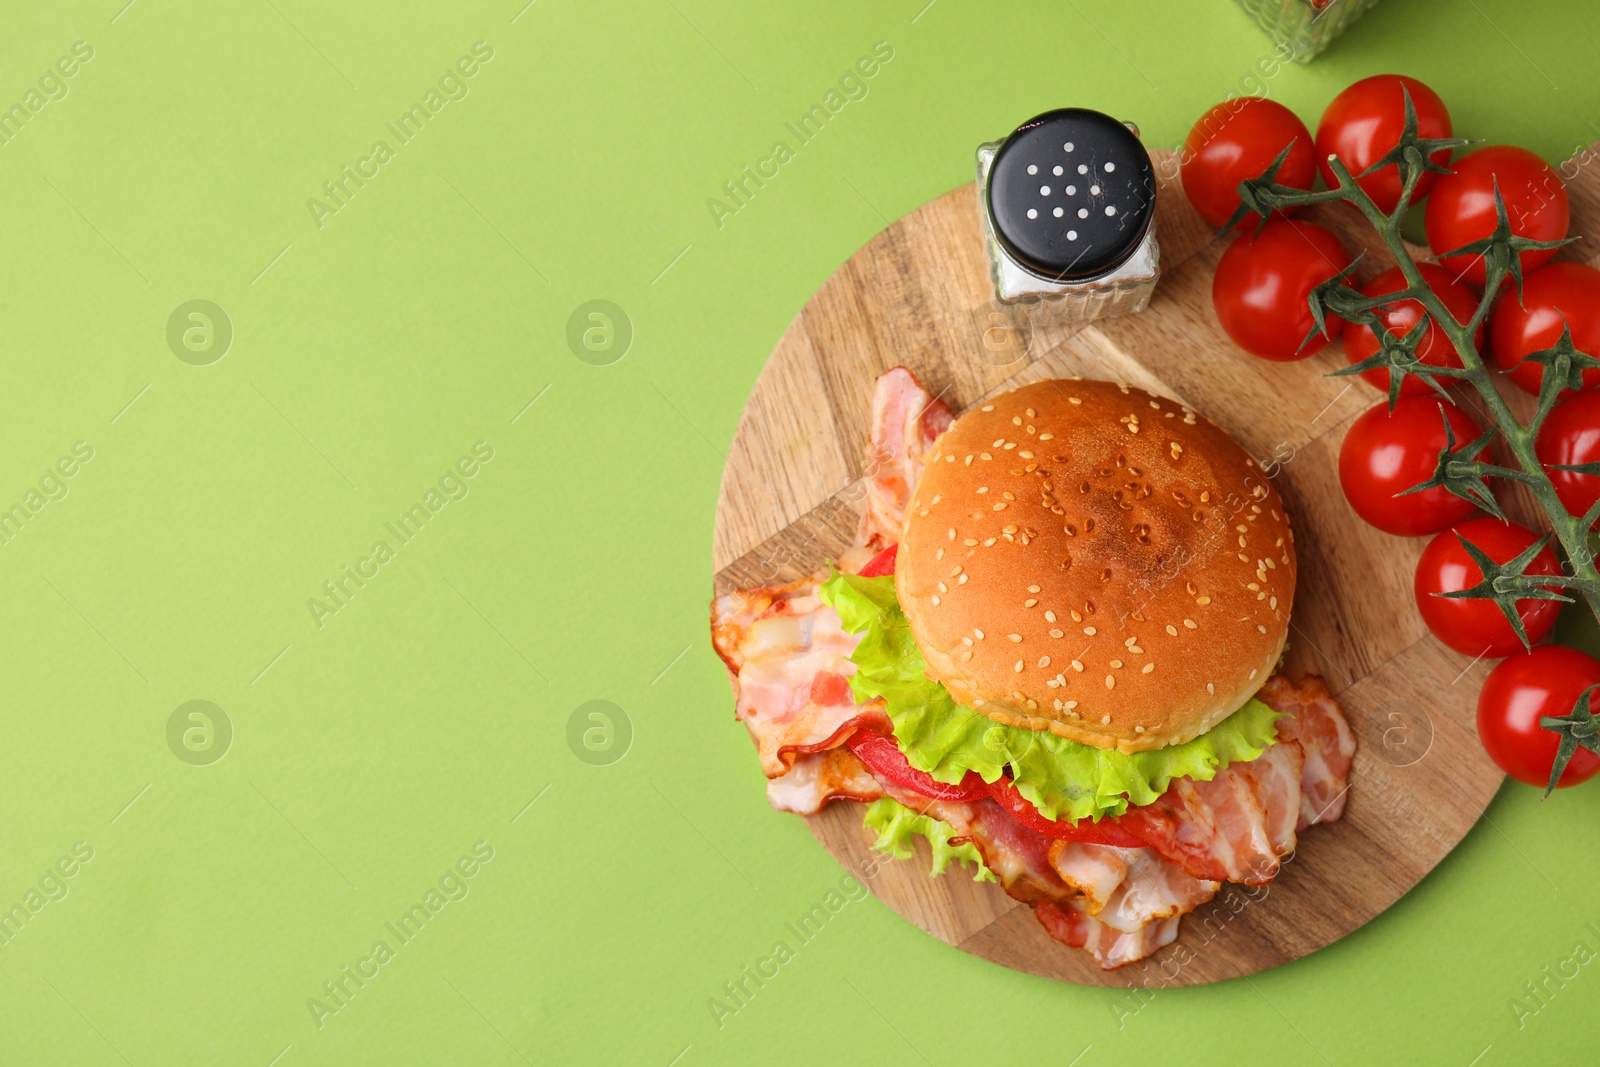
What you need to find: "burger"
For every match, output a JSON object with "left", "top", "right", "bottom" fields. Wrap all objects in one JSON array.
[{"left": 713, "top": 369, "right": 1354, "bottom": 970}]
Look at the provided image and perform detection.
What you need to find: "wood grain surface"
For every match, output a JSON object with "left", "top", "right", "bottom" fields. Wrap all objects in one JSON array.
[{"left": 712, "top": 144, "right": 1600, "bottom": 985}]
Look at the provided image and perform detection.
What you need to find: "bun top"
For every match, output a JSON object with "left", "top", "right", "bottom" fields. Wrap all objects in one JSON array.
[{"left": 895, "top": 379, "right": 1295, "bottom": 753}]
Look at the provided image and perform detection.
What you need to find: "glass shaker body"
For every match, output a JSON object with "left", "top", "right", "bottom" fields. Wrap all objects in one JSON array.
[{"left": 1234, "top": 0, "right": 1382, "bottom": 61}]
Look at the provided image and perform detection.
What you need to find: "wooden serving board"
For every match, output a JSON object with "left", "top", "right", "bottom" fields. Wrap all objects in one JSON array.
[{"left": 712, "top": 143, "right": 1600, "bottom": 986}]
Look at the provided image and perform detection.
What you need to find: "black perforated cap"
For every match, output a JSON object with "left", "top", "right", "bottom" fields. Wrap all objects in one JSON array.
[{"left": 986, "top": 108, "right": 1156, "bottom": 281}]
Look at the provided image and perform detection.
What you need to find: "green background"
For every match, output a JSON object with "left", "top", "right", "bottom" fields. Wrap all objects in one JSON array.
[{"left": 2, "top": 0, "right": 1598, "bottom": 1063}]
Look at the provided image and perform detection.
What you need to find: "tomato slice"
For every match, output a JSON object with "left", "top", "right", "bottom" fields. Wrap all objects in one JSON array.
[
  {"left": 858, "top": 544, "right": 898, "bottom": 577},
  {"left": 985, "top": 776, "right": 1146, "bottom": 847},
  {"left": 845, "top": 729, "right": 989, "bottom": 801}
]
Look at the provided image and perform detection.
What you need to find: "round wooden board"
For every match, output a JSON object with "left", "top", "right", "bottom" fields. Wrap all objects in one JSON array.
[{"left": 712, "top": 145, "right": 1600, "bottom": 985}]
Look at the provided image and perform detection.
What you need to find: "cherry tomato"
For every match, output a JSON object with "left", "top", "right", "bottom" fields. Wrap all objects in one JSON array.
[
  {"left": 1314, "top": 74, "right": 1453, "bottom": 214},
  {"left": 858, "top": 544, "right": 897, "bottom": 576},
  {"left": 1344, "top": 264, "right": 1481, "bottom": 395},
  {"left": 1339, "top": 396, "right": 1487, "bottom": 536},
  {"left": 985, "top": 776, "right": 1146, "bottom": 846},
  {"left": 1536, "top": 388, "right": 1600, "bottom": 526},
  {"left": 845, "top": 729, "right": 991, "bottom": 802},
  {"left": 1425, "top": 145, "right": 1570, "bottom": 288},
  {"left": 1477, "top": 645, "right": 1600, "bottom": 788},
  {"left": 1414, "top": 517, "right": 1562, "bottom": 657},
  {"left": 1182, "top": 97, "right": 1316, "bottom": 229},
  {"left": 1212, "top": 219, "right": 1354, "bottom": 361},
  {"left": 1490, "top": 262, "right": 1600, "bottom": 396}
]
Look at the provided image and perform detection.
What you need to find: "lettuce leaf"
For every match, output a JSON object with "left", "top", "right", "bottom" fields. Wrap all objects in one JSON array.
[
  {"left": 820, "top": 569, "right": 1280, "bottom": 823},
  {"left": 862, "top": 798, "right": 995, "bottom": 882}
]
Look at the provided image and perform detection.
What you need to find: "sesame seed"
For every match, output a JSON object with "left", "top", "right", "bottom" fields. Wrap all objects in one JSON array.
[
  {"left": 947, "top": 528, "right": 956, "bottom": 540},
  {"left": 1027, "top": 585, "right": 1041, "bottom": 593},
  {"left": 982, "top": 452, "right": 992, "bottom": 460},
  {"left": 1129, "top": 645, "right": 1143, "bottom": 654},
  {"left": 962, "top": 636, "right": 973, "bottom": 646},
  {"left": 1025, "top": 598, "right": 1038, "bottom": 608},
  {"left": 1045, "top": 611, "right": 1056, "bottom": 623},
  {"left": 1269, "top": 597, "right": 1277, "bottom": 609},
  {"left": 1007, "top": 633, "right": 1022, "bottom": 642},
  {"left": 965, "top": 455, "right": 974, "bottom": 466},
  {"left": 931, "top": 595, "right": 940, "bottom": 605},
  {"left": 1124, "top": 637, "right": 1136, "bottom": 647},
  {"left": 1249, "top": 668, "right": 1258, "bottom": 679},
  {"left": 1012, "top": 416, "right": 1022, "bottom": 426},
  {"left": 1084, "top": 626, "right": 1097, "bottom": 636},
  {"left": 1207, "top": 683, "right": 1215, "bottom": 694},
  {"left": 1183, "top": 619, "right": 1197, "bottom": 629},
  {"left": 1142, "top": 663, "right": 1154, "bottom": 674},
  {"left": 951, "top": 565, "right": 963, "bottom": 576},
  {"left": 1105, "top": 676, "right": 1115, "bottom": 690},
  {"left": 1047, "top": 678, "right": 1060, "bottom": 688},
  {"left": 1071, "top": 659, "right": 1083, "bottom": 671},
  {"left": 1050, "top": 629, "right": 1065, "bottom": 639},
  {"left": 937, "top": 582, "right": 948, "bottom": 593},
  {"left": 985, "top": 538, "right": 997, "bottom": 547},
  {"left": 1071, "top": 610, "right": 1083, "bottom": 622},
  {"left": 1019, "top": 451, "right": 1034, "bottom": 459},
  {"left": 1004, "top": 442, "right": 1017, "bottom": 450},
  {"left": 1003, "top": 524, "right": 1018, "bottom": 534},
  {"left": 936, "top": 548, "right": 944, "bottom": 561},
  {"left": 977, "top": 486, "right": 989, "bottom": 494},
  {"left": 1257, "top": 624, "right": 1267, "bottom": 634},
  {"left": 1110, "top": 659, "right": 1123, "bottom": 669},
  {"left": 1040, "top": 433, "right": 1055, "bottom": 441},
  {"left": 958, "top": 574, "right": 968, "bottom": 585},
  {"left": 992, "top": 439, "right": 1005, "bottom": 448},
  {"left": 1065, "top": 700, "right": 1078, "bottom": 710},
  {"left": 1014, "top": 661, "right": 1024, "bottom": 673},
  {"left": 961, "top": 650, "right": 973, "bottom": 662},
  {"left": 994, "top": 503, "right": 1007, "bottom": 511},
  {"left": 981, "top": 405, "right": 994, "bottom": 412},
  {"left": 1197, "top": 596, "right": 1211, "bottom": 605},
  {"left": 1135, "top": 725, "right": 1145, "bottom": 733},
  {"left": 964, "top": 538, "right": 978, "bottom": 546}
]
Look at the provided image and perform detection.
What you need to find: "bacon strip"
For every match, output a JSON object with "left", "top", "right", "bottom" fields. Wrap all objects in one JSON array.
[
  {"left": 1264, "top": 675, "right": 1356, "bottom": 829},
  {"left": 767, "top": 747, "right": 885, "bottom": 814},
  {"left": 1033, "top": 901, "right": 1182, "bottom": 970},
  {"left": 1117, "top": 736, "right": 1304, "bottom": 885},
  {"left": 711, "top": 574, "right": 890, "bottom": 778},
  {"left": 1049, "top": 842, "right": 1219, "bottom": 933},
  {"left": 878, "top": 782, "right": 1071, "bottom": 904},
  {"left": 856, "top": 366, "right": 954, "bottom": 552}
]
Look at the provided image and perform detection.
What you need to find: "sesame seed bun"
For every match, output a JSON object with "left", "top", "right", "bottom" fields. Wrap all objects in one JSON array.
[{"left": 895, "top": 379, "right": 1295, "bottom": 753}]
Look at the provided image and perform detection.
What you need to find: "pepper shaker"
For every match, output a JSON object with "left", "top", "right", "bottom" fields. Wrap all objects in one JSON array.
[{"left": 976, "top": 108, "right": 1159, "bottom": 326}]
